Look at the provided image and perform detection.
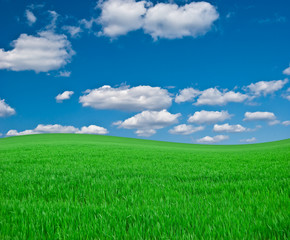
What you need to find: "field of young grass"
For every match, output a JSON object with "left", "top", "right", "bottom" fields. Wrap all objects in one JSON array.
[{"left": 0, "top": 134, "right": 289, "bottom": 239}]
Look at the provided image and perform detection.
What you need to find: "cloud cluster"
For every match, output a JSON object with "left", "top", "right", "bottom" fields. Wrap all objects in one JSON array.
[
  {"left": 6, "top": 124, "right": 108, "bottom": 136},
  {"left": 96, "top": 0, "right": 219, "bottom": 39},
  {"left": 213, "top": 123, "right": 247, "bottom": 133},
  {"left": 114, "top": 109, "right": 180, "bottom": 136},
  {"left": 0, "top": 99, "right": 16, "bottom": 117},
  {"left": 169, "top": 124, "right": 204, "bottom": 135},
  {"left": 79, "top": 85, "right": 172, "bottom": 111},
  {"left": 197, "top": 135, "right": 229, "bottom": 144},
  {"left": 188, "top": 110, "right": 232, "bottom": 124},
  {"left": 0, "top": 31, "right": 74, "bottom": 72},
  {"left": 56, "top": 91, "right": 74, "bottom": 103}
]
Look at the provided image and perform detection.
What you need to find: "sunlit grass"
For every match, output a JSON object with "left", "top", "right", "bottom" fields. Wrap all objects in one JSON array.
[{"left": 0, "top": 134, "right": 289, "bottom": 239}]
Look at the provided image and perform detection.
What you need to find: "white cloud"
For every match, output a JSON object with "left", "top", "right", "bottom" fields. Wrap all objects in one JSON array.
[
  {"left": 268, "top": 120, "right": 280, "bottom": 126},
  {"left": 55, "top": 91, "right": 74, "bottom": 103},
  {"left": 144, "top": 2, "right": 219, "bottom": 39},
  {"left": 97, "top": 0, "right": 148, "bottom": 37},
  {"left": 243, "top": 111, "right": 276, "bottom": 121},
  {"left": 0, "top": 31, "right": 74, "bottom": 72},
  {"left": 135, "top": 129, "right": 156, "bottom": 137},
  {"left": 0, "top": 99, "right": 16, "bottom": 117},
  {"left": 197, "top": 135, "right": 229, "bottom": 144},
  {"left": 62, "top": 25, "right": 82, "bottom": 38},
  {"left": 25, "top": 10, "right": 37, "bottom": 25},
  {"left": 194, "top": 88, "right": 248, "bottom": 105},
  {"left": 240, "top": 137, "right": 257, "bottom": 143},
  {"left": 283, "top": 66, "right": 290, "bottom": 75},
  {"left": 77, "top": 125, "right": 108, "bottom": 134},
  {"left": 6, "top": 124, "right": 108, "bottom": 136},
  {"left": 282, "top": 120, "right": 290, "bottom": 126},
  {"left": 114, "top": 109, "right": 181, "bottom": 136},
  {"left": 282, "top": 87, "right": 290, "bottom": 101},
  {"left": 213, "top": 123, "right": 247, "bottom": 133},
  {"left": 79, "top": 85, "right": 172, "bottom": 111},
  {"left": 58, "top": 71, "right": 71, "bottom": 77},
  {"left": 247, "top": 79, "right": 288, "bottom": 96},
  {"left": 188, "top": 110, "right": 232, "bottom": 124},
  {"left": 175, "top": 88, "right": 200, "bottom": 103},
  {"left": 169, "top": 124, "right": 204, "bottom": 135}
]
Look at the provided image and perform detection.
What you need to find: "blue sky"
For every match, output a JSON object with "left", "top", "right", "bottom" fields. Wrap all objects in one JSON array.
[{"left": 0, "top": 0, "right": 289, "bottom": 144}]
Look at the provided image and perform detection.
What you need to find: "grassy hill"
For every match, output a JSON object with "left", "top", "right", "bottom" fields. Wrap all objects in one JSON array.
[{"left": 0, "top": 134, "right": 289, "bottom": 239}]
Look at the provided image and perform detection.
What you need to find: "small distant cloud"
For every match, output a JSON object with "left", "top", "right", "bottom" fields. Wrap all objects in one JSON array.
[
  {"left": 62, "top": 26, "right": 82, "bottom": 38},
  {"left": 283, "top": 66, "right": 290, "bottom": 75},
  {"left": 240, "top": 137, "right": 257, "bottom": 143},
  {"left": 55, "top": 91, "right": 74, "bottom": 103},
  {"left": 213, "top": 123, "right": 247, "bottom": 133},
  {"left": 188, "top": 110, "right": 232, "bottom": 124},
  {"left": 282, "top": 121, "right": 290, "bottom": 126},
  {"left": 58, "top": 71, "right": 71, "bottom": 77},
  {"left": 258, "top": 14, "right": 286, "bottom": 24},
  {"left": 169, "top": 124, "right": 204, "bottom": 135},
  {"left": 25, "top": 9, "right": 37, "bottom": 25},
  {"left": 197, "top": 135, "right": 229, "bottom": 144},
  {"left": 243, "top": 111, "right": 276, "bottom": 122}
]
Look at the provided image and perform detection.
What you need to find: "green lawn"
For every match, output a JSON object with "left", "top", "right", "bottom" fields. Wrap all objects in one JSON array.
[{"left": 0, "top": 134, "right": 289, "bottom": 239}]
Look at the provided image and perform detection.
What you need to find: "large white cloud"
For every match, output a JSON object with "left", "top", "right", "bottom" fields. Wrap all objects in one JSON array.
[
  {"left": 197, "top": 135, "right": 229, "bottom": 144},
  {"left": 144, "top": 2, "right": 219, "bottom": 39},
  {"left": 56, "top": 91, "right": 74, "bottom": 103},
  {"left": 114, "top": 109, "right": 181, "bottom": 136},
  {"left": 0, "top": 99, "right": 16, "bottom": 117},
  {"left": 0, "top": 31, "right": 74, "bottom": 72},
  {"left": 243, "top": 111, "right": 276, "bottom": 121},
  {"left": 213, "top": 123, "right": 247, "bottom": 133},
  {"left": 194, "top": 88, "right": 248, "bottom": 106},
  {"left": 247, "top": 79, "right": 288, "bottom": 96},
  {"left": 79, "top": 85, "right": 172, "bottom": 111},
  {"left": 169, "top": 124, "right": 204, "bottom": 135},
  {"left": 98, "top": 0, "right": 148, "bottom": 37},
  {"left": 175, "top": 88, "right": 200, "bottom": 103},
  {"left": 6, "top": 124, "right": 108, "bottom": 136},
  {"left": 188, "top": 110, "right": 232, "bottom": 124}
]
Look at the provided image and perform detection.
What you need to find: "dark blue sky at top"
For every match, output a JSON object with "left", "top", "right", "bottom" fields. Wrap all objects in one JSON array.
[{"left": 0, "top": 0, "right": 289, "bottom": 143}]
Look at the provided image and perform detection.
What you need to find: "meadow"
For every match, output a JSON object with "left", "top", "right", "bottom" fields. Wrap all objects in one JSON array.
[{"left": 0, "top": 134, "right": 289, "bottom": 239}]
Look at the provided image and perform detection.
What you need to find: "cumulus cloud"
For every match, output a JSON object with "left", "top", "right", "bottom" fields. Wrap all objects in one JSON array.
[
  {"left": 175, "top": 88, "right": 200, "bottom": 103},
  {"left": 283, "top": 66, "right": 290, "bottom": 75},
  {"left": 243, "top": 111, "right": 276, "bottom": 121},
  {"left": 268, "top": 120, "right": 280, "bottom": 126},
  {"left": 188, "top": 110, "right": 232, "bottom": 124},
  {"left": 25, "top": 10, "right": 37, "bottom": 25},
  {"left": 240, "top": 137, "right": 257, "bottom": 143},
  {"left": 194, "top": 88, "right": 248, "bottom": 106},
  {"left": 0, "top": 99, "right": 16, "bottom": 117},
  {"left": 97, "top": 0, "right": 148, "bottom": 37},
  {"left": 79, "top": 85, "right": 172, "bottom": 111},
  {"left": 169, "top": 124, "right": 204, "bottom": 135},
  {"left": 282, "top": 120, "right": 290, "bottom": 126},
  {"left": 55, "top": 91, "right": 74, "bottom": 103},
  {"left": 213, "top": 123, "right": 247, "bottom": 133},
  {"left": 6, "top": 124, "right": 108, "bottom": 136},
  {"left": 114, "top": 109, "right": 181, "bottom": 136},
  {"left": 0, "top": 31, "right": 74, "bottom": 72},
  {"left": 246, "top": 79, "right": 288, "bottom": 96},
  {"left": 197, "top": 135, "right": 229, "bottom": 144},
  {"left": 144, "top": 1, "right": 219, "bottom": 39},
  {"left": 96, "top": 0, "right": 219, "bottom": 39}
]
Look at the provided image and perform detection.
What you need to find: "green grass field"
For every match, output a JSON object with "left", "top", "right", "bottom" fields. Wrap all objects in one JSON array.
[{"left": 0, "top": 134, "right": 289, "bottom": 239}]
